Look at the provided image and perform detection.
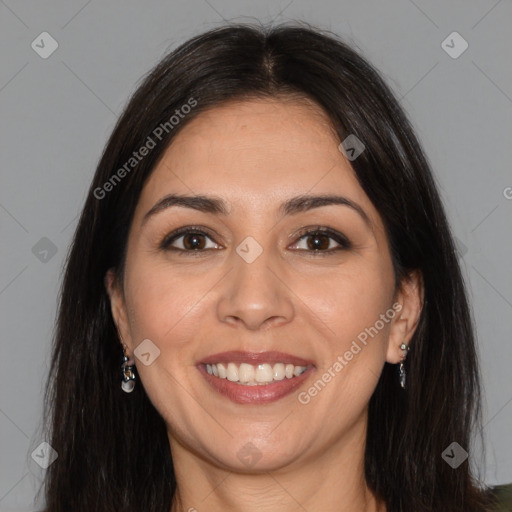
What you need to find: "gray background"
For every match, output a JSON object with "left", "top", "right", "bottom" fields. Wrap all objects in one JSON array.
[{"left": 1, "top": 0, "right": 511, "bottom": 510}]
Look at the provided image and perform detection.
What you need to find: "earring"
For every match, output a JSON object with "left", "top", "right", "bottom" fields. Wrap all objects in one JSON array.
[
  {"left": 121, "top": 344, "right": 136, "bottom": 393},
  {"left": 398, "top": 342, "right": 409, "bottom": 389}
]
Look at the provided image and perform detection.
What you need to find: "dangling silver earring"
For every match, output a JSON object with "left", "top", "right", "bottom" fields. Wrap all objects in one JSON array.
[
  {"left": 399, "top": 342, "right": 409, "bottom": 389},
  {"left": 121, "top": 344, "right": 136, "bottom": 393}
]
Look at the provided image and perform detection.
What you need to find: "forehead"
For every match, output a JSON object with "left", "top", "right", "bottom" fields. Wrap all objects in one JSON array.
[{"left": 136, "top": 97, "right": 376, "bottom": 221}]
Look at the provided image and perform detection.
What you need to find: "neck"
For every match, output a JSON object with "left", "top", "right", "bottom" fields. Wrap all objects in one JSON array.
[{"left": 168, "top": 415, "right": 385, "bottom": 512}]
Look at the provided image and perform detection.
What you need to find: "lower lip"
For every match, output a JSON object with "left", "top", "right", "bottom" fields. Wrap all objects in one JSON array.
[{"left": 198, "top": 365, "right": 314, "bottom": 404}]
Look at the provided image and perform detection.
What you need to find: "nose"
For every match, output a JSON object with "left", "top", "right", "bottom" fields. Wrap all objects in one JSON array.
[{"left": 216, "top": 243, "right": 295, "bottom": 331}]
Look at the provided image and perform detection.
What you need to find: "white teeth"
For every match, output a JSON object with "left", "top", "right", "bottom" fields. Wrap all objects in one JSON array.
[
  {"left": 238, "top": 363, "right": 255, "bottom": 383},
  {"left": 255, "top": 363, "right": 273, "bottom": 383},
  {"left": 226, "top": 362, "right": 239, "bottom": 382},
  {"left": 205, "top": 362, "right": 307, "bottom": 385},
  {"left": 293, "top": 365, "right": 304, "bottom": 377},
  {"left": 217, "top": 363, "right": 227, "bottom": 379},
  {"left": 273, "top": 363, "right": 285, "bottom": 381}
]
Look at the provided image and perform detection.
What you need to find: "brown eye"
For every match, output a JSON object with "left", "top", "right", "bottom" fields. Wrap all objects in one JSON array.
[
  {"left": 182, "top": 233, "right": 207, "bottom": 250},
  {"left": 305, "top": 233, "right": 331, "bottom": 251},
  {"left": 160, "top": 228, "right": 220, "bottom": 252},
  {"left": 290, "top": 227, "right": 351, "bottom": 253}
]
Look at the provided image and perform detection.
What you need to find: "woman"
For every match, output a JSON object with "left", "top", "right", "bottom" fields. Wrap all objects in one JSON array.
[{"left": 39, "top": 21, "right": 509, "bottom": 511}]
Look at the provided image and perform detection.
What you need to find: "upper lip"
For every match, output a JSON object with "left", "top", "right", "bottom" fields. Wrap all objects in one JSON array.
[{"left": 199, "top": 350, "right": 315, "bottom": 367}]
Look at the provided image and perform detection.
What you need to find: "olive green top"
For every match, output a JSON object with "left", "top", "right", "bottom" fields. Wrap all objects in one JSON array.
[{"left": 488, "top": 483, "right": 512, "bottom": 511}]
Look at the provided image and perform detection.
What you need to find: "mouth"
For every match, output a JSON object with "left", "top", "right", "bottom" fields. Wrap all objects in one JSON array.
[{"left": 197, "top": 351, "right": 315, "bottom": 404}]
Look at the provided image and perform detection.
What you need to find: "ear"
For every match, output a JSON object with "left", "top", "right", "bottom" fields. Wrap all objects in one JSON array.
[
  {"left": 105, "top": 268, "right": 133, "bottom": 353},
  {"left": 386, "top": 270, "right": 424, "bottom": 364}
]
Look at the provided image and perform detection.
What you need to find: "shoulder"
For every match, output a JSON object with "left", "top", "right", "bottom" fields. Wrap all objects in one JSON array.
[{"left": 486, "top": 483, "right": 512, "bottom": 511}]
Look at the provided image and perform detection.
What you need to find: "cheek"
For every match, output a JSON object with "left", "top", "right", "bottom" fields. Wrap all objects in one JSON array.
[
  {"left": 121, "top": 259, "right": 205, "bottom": 415},
  {"left": 123, "top": 256, "right": 211, "bottom": 344},
  {"left": 304, "top": 259, "right": 395, "bottom": 403},
  {"left": 306, "top": 261, "right": 394, "bottom": 340}
]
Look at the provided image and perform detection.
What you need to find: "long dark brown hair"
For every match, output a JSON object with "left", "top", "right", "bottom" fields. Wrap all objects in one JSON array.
[{"left": 38, "top": 21, "right": 491, "bottom": 511}]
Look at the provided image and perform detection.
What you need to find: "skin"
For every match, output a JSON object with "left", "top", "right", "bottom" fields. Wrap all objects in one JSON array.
[{"left": 107, "top": 96, "right": 423, "bottom": 512}]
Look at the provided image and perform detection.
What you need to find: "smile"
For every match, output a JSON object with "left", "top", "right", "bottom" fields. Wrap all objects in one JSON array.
[
  {"left": 198, "top": 351, "right": 315, "bottom": 404},
  {"left": 206, "top": 362, "right": 308, "bottom": 385}
]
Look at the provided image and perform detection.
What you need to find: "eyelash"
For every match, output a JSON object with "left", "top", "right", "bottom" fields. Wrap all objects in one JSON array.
[{"left": 159, "top": 225, "right": 351, "bottom": 256}]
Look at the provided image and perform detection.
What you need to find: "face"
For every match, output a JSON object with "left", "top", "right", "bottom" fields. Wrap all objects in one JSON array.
[{"left": 108, "top": 97, "right": 420, "bottom": 473}]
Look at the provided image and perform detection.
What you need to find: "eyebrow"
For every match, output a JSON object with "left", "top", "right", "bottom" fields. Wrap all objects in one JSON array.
[{"left": 141, "top": 193, "right": 372, "bottom": 227}]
